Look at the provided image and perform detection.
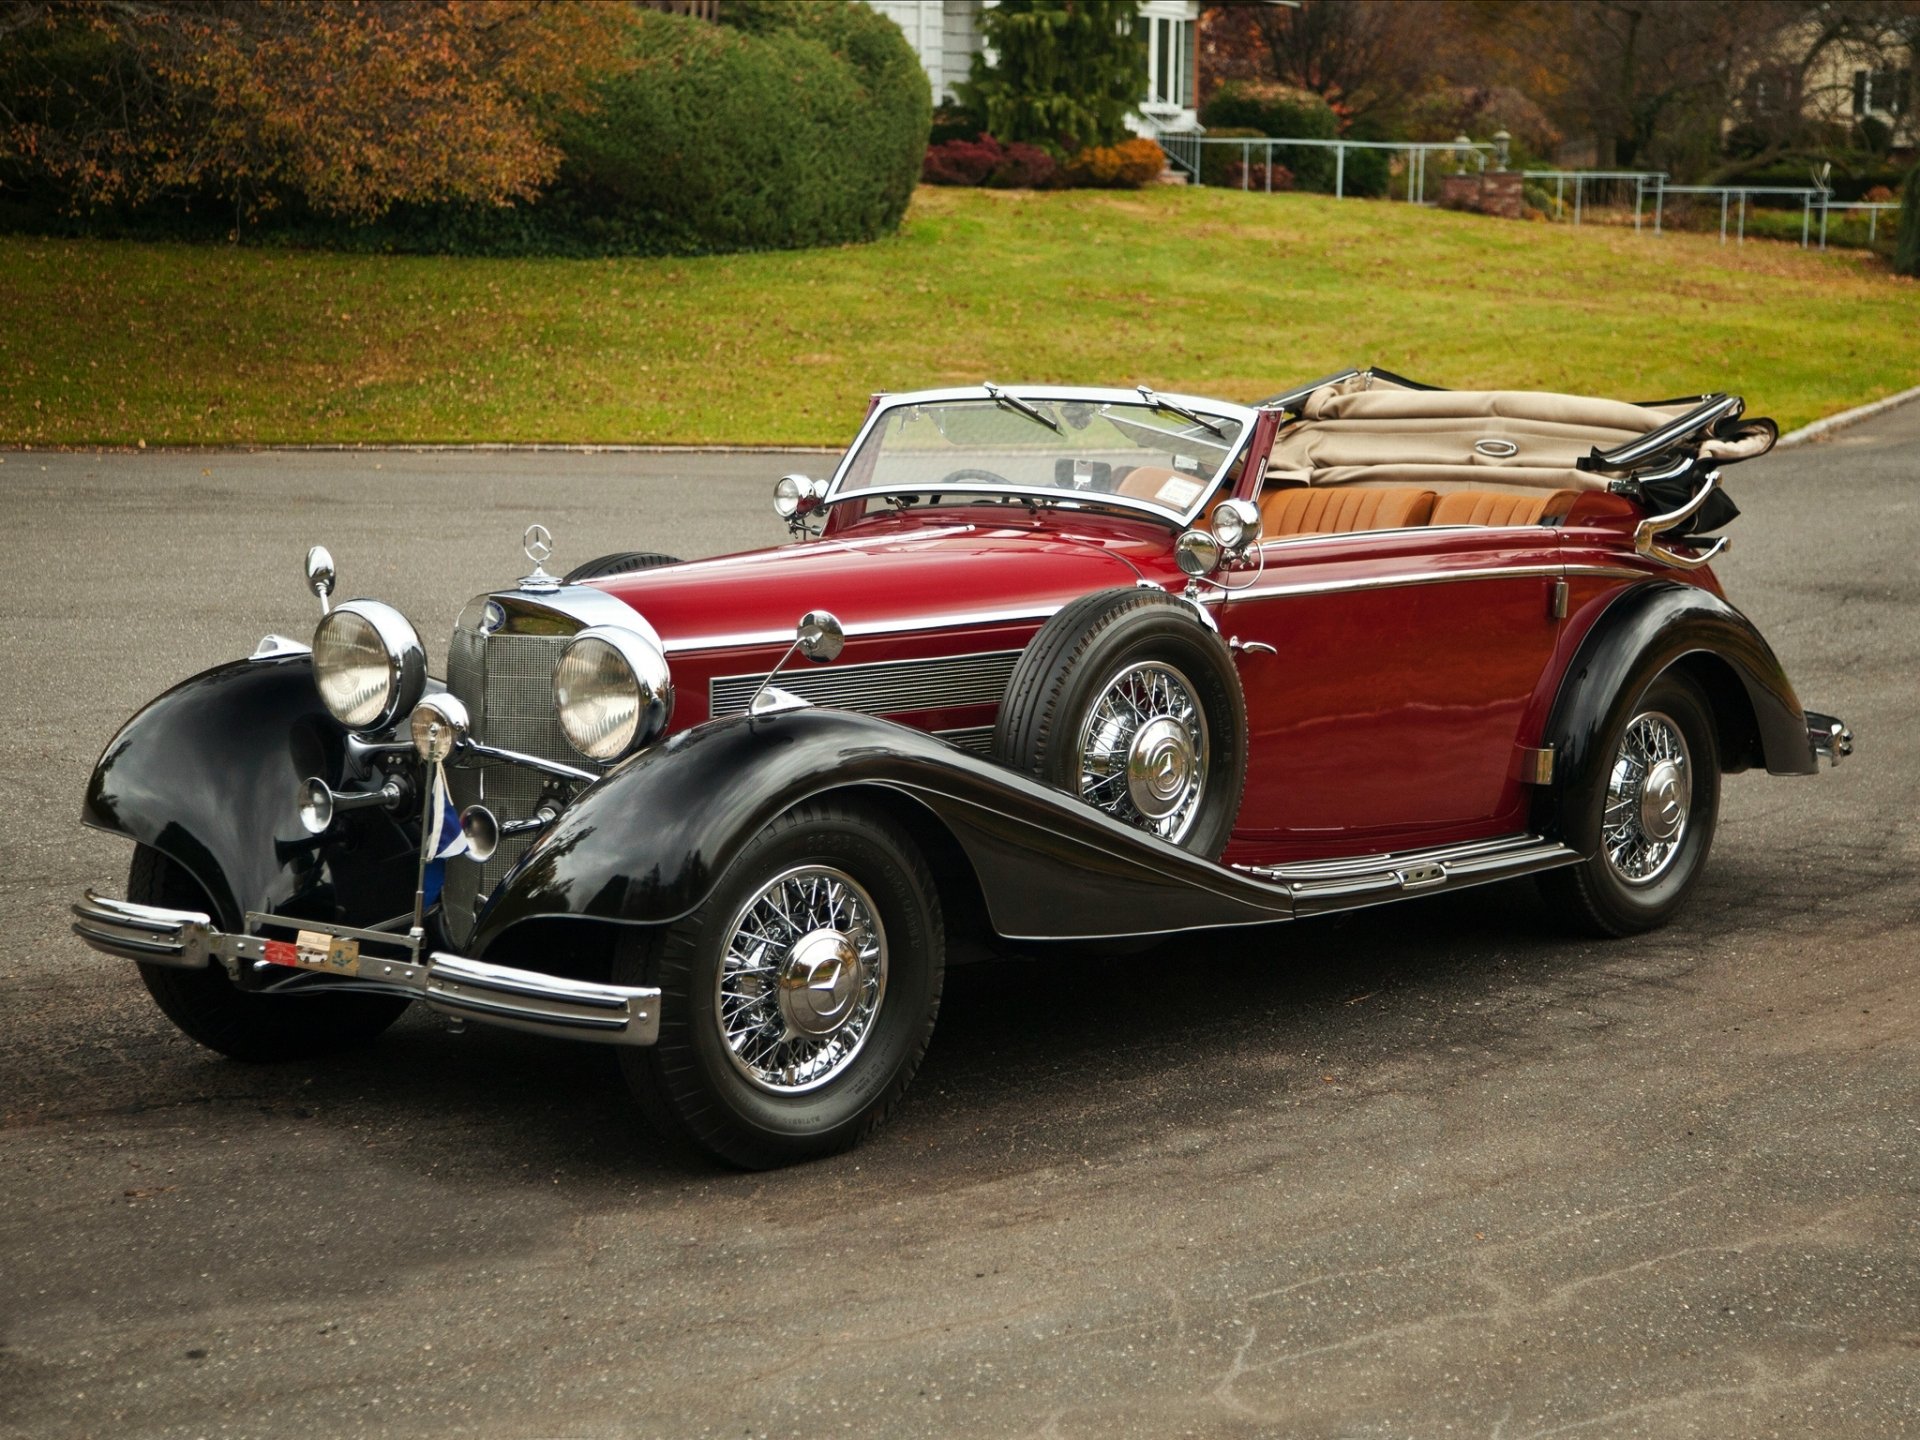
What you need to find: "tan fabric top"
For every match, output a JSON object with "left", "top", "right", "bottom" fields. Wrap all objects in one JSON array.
[{"left": 1269, "top": 375, "right": 1702, "bottom": 495}]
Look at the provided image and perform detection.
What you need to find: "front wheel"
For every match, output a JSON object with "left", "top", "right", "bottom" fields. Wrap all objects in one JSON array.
[
  {"left": 129, "top": 847, "right": 409, "bottom": 1061},
  {"left": 613, "top": 799, "right": 945, "bottom": 1169},
  {"left": 1538, "top": 672, "right": 1721, "bottom": 936}
]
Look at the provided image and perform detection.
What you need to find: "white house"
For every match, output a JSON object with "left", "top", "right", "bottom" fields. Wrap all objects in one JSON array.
[{"left": 866, "top": 0, "right": 1203, "bottom": 133}]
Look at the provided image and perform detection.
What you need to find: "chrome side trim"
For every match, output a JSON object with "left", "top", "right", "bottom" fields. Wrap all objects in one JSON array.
[
  {"left": 666, "top": 605, "right": 1064, "bottom": 655},
  {"left": 1214, "top": 563, "right": 1567, "bottom": 604}
]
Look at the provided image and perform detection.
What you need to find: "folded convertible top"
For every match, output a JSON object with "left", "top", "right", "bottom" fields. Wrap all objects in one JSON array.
[{"left": 1260, "top": 370, "right": 1778, "bottom": 496}]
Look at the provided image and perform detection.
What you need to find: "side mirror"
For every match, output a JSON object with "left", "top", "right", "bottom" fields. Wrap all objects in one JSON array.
[
  {"left": 796, "top": 609, "right": 845, "bottom": 664},
  {"left": 304, "top": 546, "right": 336, "bottom": 614}
]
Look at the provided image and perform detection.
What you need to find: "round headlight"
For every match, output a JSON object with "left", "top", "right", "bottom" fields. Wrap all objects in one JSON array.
[
  {"left": 1211, "top": 498, "right": 1260, "bottom": 553},
  {"left": 553, "top": 626, "right": 673, "bottom": 762},
  {"left": 773, "top": 473, "right": 824, "bottom": 520},
  {"left": 312, "top": 600, "right": 427, "bottom": 733}
]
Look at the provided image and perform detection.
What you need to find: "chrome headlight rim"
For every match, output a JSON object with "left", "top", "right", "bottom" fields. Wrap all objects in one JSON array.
[
  {"left": 312, "top": 599, "right": 428, "bottom": 734},
  {"left": 552, "top": 624, "right": 673, "bottom": 763},
  {"left": 1210, "top": 497, "right": 1260, "bottom": 554}
]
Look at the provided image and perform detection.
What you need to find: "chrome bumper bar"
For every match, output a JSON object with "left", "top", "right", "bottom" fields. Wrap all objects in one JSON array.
[
  {"left": 1805, "top": 710, "right": 1852, "bottom": 769},
  {"left": 71, "top": 890, "right": 660, "bottom": 1047}
]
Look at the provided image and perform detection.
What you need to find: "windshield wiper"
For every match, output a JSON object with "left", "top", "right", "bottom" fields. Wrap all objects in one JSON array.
[
  {"left": 1136, "top": 384, "right": 1225, "bottom": 439},
  {"left": 983, "top": 381, "right": 1061, "bottom": 434}
]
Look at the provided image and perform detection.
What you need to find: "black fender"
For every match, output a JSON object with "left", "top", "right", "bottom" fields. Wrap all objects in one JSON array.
[
  {"left": 472, "top": 708, "right": 1294, "bottom": 952},
  {"left": 1532, "top": 581, "right": 1816, "bottom": 851},
  {"left": 82, "top": 654, "right": 423, "bottom": 929}
]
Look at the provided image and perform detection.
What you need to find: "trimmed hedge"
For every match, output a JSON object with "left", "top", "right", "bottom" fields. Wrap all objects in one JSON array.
[
  {"left": 1200, "top": 81, "right": 1338, "bottom": 192},
  {"left": 559, "top": 4, "right": 930, "bottom": 254}
]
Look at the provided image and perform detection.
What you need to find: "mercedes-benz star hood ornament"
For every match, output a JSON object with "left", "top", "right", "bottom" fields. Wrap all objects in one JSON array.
[{"left": 519, "top": 523, "right": 559, "bottom": 593}]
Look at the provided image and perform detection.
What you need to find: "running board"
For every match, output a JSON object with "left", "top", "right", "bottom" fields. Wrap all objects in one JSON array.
[{"left": 1231, "top": 834, "right": 1579, "bottom": 917}]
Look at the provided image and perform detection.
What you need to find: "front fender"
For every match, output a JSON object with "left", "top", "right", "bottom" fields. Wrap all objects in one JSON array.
[
  {"left": 83, "top": 654, "right": 422, "bottom": 928},
  {"left": 472, "top": 709, "right": 1293, "bottom": 951},
  {"left": 1534, "top": 581, "right": 1816, "bottom": 849}
]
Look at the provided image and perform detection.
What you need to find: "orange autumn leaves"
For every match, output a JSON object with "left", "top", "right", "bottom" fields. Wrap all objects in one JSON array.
[{"left": 1, "top": 0, "right": 628, "bottom": 221}]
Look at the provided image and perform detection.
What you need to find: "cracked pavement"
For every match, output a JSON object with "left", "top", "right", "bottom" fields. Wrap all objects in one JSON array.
[{"left": 0, "top": 407, "right": 1915, "bottom": 1438}]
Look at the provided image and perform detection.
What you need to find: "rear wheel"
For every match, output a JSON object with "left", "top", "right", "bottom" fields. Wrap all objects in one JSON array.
[
  {"left": 613, "top": 799, "right": 944, "bottom": 1169},
  {"left": 129, "top": 847, "right": 409, "bottom": 1061},
  {"left": 1539, "top": 673, "right": 1721, "bottom": 936}
]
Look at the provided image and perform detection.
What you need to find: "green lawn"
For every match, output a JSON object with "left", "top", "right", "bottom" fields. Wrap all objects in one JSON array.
[{"left": 3, "top": 185, "right": 1915, "bottom": 446}]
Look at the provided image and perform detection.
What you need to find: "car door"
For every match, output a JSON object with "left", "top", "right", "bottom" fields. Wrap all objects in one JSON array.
[{"left": 1218, "top": 523, "right": 1565, "bottom": 844}]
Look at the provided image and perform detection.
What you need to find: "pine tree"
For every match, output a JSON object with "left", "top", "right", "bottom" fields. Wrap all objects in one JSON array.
[
  {"left": 957, "top": 1, "right": 1146, "bottom": 153},
  {"left": 1895, "top": 162, "right": 1920, "bottom": 278}
]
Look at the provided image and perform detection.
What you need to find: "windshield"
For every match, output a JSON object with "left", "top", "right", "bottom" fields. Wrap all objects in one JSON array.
[{"left": 833, "top": 394, "right": 1249, "bottom": 521}]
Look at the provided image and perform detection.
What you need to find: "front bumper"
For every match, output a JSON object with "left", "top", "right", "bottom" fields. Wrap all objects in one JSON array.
[
  {"left": 71, "top": 890, "right": 660, "bottom": 1047},
  {"left": 1805, "top": 710, "right": 1853, "bottom": 768}
]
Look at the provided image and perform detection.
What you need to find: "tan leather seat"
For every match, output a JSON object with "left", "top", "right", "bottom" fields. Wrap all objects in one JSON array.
[
  {"left": 1260, "top": 486, "right": 1435, "bottom": 537},
  {"left": 1429, "top": 490, "right": 1563, "bottom": 527}
]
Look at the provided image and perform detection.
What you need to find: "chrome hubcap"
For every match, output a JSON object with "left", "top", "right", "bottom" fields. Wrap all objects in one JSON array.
[
  {"left": 1079, "top": 661, "right": 1209, "bottom": 842},
  {"left": 714, "top": 866, "right": 887, "bottom": 1094},
  {"left": 1603, "top": 711, "right": 1691, "bottom": 885}
]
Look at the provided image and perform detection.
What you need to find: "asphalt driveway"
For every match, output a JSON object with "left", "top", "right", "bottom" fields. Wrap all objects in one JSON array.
[{"left": 0, "top": 414, "right": 1914, "bottom": 1439}]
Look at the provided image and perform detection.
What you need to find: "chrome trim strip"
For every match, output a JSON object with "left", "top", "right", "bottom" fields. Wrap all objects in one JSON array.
[
  {"left": 665, "top": 604, "right": 1065, "bottom": 655},
  {"left": 1213, "top": 563, "right": 1567, "bottom": 603},
  {"left": 1233, "top": 834, "right": 1579, "bottom": 918}
]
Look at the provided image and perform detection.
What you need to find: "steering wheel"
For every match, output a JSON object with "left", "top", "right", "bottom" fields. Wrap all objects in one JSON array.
[{"left": 938, "top": 467, "right": 1016, "bottom": 487}]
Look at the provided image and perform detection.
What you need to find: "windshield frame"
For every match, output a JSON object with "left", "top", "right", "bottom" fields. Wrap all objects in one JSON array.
[{"left": 821, "top": 385, "right": 1259, "bottom": 529}]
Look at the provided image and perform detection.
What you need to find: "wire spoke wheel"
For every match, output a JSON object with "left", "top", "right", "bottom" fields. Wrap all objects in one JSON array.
[
  {"left": 714, "top": 865, "right": 888, "bottom": 1095},
  {"left": 1076, "top": 660, "right": 1210, "bottom": 843},
  {"left": 1601, "top": 709, "right": 1693, "bottom": 885}
]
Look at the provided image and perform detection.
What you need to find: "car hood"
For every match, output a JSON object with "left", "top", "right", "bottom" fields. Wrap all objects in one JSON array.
[{"left": 588, "top": 520, "right": 1159, "bottom": 652}]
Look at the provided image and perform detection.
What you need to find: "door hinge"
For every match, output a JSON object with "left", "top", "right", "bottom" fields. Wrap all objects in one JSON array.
[
  {"left": 1519, "top": 746, "right": 1556, "bottom": 785},
  {"left": 1548, "top": 579, "right": 1569, "bottom": 620}
]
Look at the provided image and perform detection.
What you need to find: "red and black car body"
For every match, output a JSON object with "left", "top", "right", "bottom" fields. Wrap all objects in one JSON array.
[{"left": 75, "top": 372, "right": 1849, "bottom": 1166}]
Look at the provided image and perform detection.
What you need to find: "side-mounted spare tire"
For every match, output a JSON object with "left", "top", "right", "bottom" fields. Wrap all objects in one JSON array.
[
  {"left": 563, "top": 551, "right": 681, "bottom": 583},
  {"left": 992, "top": 587, "right": 1248, "bottom": 860}
]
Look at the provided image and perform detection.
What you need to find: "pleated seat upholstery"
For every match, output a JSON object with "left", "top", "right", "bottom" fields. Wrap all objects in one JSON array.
[
  {"left": 1260, "top": 486, "right": 1435, "bottom": 537},
  {"left": 1429, "top": 490, "right": 1566, "bottom": 527}
]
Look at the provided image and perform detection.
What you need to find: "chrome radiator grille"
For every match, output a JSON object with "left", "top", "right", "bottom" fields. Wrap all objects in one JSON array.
[
  {"left": 709, "top": 650, "right": 1020, "bottom": 719},
  {"left": 440, "top": 621, "right": 577, "bottom": 948}
]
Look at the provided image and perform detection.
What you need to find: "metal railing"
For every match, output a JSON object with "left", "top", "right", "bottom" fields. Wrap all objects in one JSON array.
[
  {"left": 1156, "top": 134, "right": 1495, "bottom": 200},
  {"left": 1155, "top": 131, "right": 1902, "bottom": 252}
]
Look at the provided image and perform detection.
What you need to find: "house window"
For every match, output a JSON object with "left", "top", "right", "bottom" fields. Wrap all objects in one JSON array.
[
  {"left": 1853, "top": 68, "right": 1910, "bottom": 117},
  {"left": 1147, "top": 14, "right": 1193, "bottom": 110}
]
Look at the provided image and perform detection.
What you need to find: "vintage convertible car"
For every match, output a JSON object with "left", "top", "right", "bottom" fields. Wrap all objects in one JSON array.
[{"left": 75, "top": 371, "right": 1850, "bottom": 1167}]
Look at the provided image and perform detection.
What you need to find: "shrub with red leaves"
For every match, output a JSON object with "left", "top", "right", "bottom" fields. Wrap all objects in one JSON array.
[{"left": 923, "top": 133, "right": 1058, "bottom": 188}]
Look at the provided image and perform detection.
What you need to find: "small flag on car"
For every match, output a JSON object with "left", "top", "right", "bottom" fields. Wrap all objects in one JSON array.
[{"left": 421, "top": 761, "right": 467, "bottom": 908}]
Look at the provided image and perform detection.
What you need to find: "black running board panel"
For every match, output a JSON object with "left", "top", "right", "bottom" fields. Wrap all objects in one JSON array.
[{"left": 1232, "top": 834, "right": 1580, "bottom": 918}]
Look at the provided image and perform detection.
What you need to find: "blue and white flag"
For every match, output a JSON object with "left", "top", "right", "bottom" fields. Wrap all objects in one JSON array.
[{"left": 421, "top": 761, "right": 468, "bottom": 908}]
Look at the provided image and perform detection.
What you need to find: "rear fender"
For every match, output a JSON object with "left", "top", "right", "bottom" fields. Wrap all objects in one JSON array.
[
  {"left": 1533, "top": 581, "right": 1816, "bottom": 851},
  {"left": 472, "top": 709, "right": 1293, "bottom": 952},
  {"left": 82, "top": 654, "right": 422, "bottom": 929}
]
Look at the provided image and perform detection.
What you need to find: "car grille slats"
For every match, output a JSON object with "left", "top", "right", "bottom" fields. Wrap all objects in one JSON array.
[
  {"left": 440, "top": 624, "right": 576, "bottom": 950},
  {"left": 708, "top": 651, "right": 1020, "bottom": 719}
]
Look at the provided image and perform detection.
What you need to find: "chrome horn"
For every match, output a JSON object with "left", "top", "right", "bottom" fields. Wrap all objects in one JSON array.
[{"left": 297, "top": 775, "right": 407, "bottom": 836}]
